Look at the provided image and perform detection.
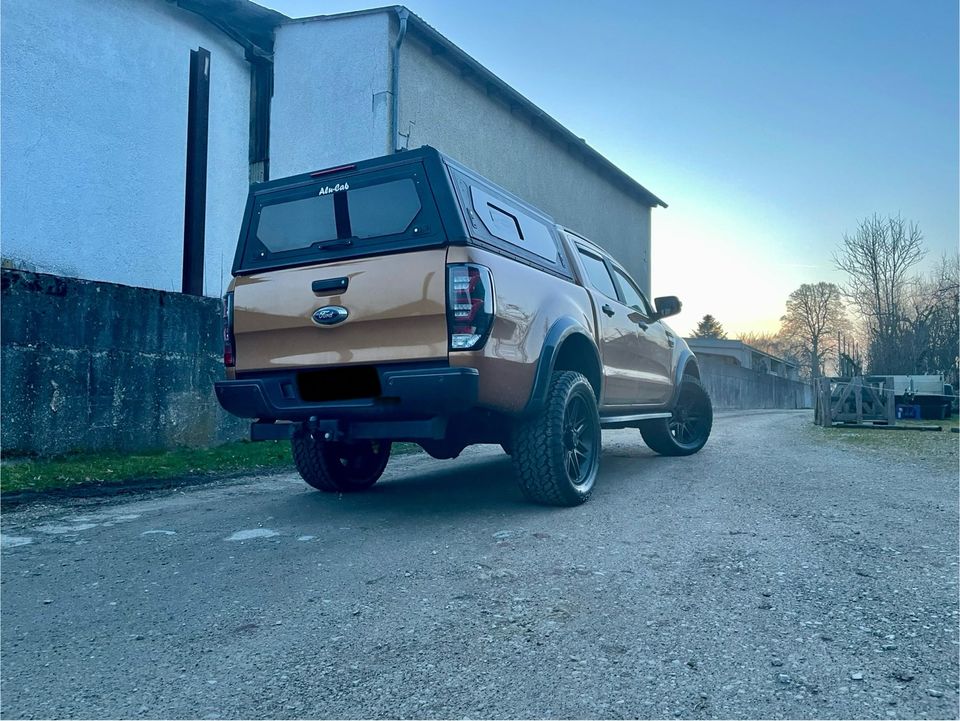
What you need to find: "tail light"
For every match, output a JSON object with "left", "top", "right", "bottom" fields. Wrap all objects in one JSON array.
[
  {"left": 222, "top": 292, "right": 236, "bottom": 367},
  {"left": 447, "top": 264, "right": 494, "bottom": 351}
]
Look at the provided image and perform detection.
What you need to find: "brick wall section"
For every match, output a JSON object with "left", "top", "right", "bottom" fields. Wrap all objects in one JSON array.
[{"left": 1, "top": 269, "right": 245, "bottom": 457}]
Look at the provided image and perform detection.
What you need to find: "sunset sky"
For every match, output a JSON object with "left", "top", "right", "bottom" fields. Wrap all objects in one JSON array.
[{"left": 256, "top": 0, "right": 959, "bottom": 336}]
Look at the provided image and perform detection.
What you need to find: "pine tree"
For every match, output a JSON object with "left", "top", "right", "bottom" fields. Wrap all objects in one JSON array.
[{"left": 691, "top": 314, "right": 727, "bottom": 339}]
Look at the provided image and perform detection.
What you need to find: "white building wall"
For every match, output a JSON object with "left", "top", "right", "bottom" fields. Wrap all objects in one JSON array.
[
  {"left": 0, "top": 0, "right": 250, "bottom": 296},
  {"left": 270, "top": 14, "right": 392, "bottom": 178},
  {"left": 398, "top": 34, "right": 653, "bottom": 295}
]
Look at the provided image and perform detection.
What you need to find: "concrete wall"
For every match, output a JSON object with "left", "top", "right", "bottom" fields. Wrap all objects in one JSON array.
[
  {"left": 398, "top": 33, "right": 653, "bottom": 295},
  {"left": 0, "top": 0, "right": 250, "bottom": 297},
  {"left": 686, "top": 338, "right": 801, "bottom": 381},
  {"left": 271, "top": 13, "right": 393, "bottom": 178},
  {"left": 1, "top": 269, "right": 245, "bottom": 457},
  {"left": 698, "top": 357, "right": 813, "bottom": 411}
]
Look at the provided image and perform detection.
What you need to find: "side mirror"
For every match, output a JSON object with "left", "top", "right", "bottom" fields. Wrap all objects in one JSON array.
[{"left": 653, "top": 295, "right": 682, "bottom": 320}]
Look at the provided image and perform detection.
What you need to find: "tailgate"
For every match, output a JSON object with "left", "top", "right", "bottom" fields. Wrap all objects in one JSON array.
[{"left": 233, "top": 249, "right": 449, "bottom": 371}]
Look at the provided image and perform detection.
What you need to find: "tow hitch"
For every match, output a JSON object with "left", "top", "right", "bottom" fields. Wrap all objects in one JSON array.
[{"left": 250, "top": 417, "right": 343, "bottom": 442}]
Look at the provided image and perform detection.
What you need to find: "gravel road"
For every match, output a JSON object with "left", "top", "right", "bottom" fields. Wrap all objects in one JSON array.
[{"left": 2, "top": 410, "right": 957, "bottom": 719}]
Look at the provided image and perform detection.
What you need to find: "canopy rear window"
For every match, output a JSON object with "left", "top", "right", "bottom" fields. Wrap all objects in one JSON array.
[
  {"left": 256, "top": 194, "right": 337, "bottom": 253},
  {"left": 239, "top": 165, "right": 440, "bottom": 272}
]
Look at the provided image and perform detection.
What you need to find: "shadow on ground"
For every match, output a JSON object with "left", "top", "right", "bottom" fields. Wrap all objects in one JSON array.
[{"left": 263, "top": 443, "right": 674, "bottom": 525}]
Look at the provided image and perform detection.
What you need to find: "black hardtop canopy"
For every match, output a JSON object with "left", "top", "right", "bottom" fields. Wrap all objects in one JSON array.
[{"left": 236, "top": 146, "right": 579, "bottom": 279}]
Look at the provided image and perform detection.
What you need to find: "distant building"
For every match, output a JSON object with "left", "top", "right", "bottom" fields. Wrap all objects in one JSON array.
[
  {"left": 1, "top": 0, "right": 664, "bottom": 298},
  {"left": 685, "top": 338, "right": 801, "bottom": 381}
]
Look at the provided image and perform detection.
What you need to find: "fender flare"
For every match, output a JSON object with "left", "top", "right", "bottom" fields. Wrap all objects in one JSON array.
[
  {"left": 667, "top": 350, "right": 700, "bottom": 409},
  {"left": 523, "top": 317, "right": 602, "bottom": 415}
]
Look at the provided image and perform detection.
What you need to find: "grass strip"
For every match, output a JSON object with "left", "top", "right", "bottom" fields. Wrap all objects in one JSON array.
[
  {"left": 1, "top": 440, "right": 421, "bottom": 494},
  {"left": 807, "top": 417, "right": 959, "bottom": 472}
]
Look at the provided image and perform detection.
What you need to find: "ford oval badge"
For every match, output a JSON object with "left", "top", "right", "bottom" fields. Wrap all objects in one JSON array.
[{"left": 312, "top": 305, "right": 349, "bottom": 326}]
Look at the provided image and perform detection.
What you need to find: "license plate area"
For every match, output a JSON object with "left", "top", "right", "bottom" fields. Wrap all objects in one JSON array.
[{"left": 297, "top": 366, "right": 381, "bottom": 402}]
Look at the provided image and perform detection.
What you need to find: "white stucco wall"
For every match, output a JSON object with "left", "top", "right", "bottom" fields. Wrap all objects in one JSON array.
[
  {"left": 398, "top": 33, "right": 654, "bottom": 295},
  {"left": 0, "top": 0, "right": 250, "bottom": 296},
  {"left": 270, "top": 13, "right": 392, "bottom": 178}
]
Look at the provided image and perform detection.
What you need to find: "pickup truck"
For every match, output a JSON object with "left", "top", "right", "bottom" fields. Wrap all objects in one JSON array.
[{"left": 215, "top": 146, "right": 712, "bottom": 506}]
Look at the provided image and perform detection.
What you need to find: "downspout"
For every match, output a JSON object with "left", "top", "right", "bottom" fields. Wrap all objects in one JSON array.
[{"left": 391, "top": 7, "right": 410, "bottom": 153}]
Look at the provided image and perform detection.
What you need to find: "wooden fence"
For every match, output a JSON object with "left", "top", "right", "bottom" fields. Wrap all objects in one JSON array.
[{"left": 814, "top": 376, "right": 895, "bottom": 426}]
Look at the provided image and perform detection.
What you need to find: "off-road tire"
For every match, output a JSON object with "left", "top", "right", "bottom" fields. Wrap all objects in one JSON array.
[
  {"left": 640, "top": 376, "right": 713, "bottom": 456},
  {"left": 511, "top": 371, "right": 600, "bottom": 506},
  {"left": 292, "top": 436, "right": 391, "bottom": 492}
]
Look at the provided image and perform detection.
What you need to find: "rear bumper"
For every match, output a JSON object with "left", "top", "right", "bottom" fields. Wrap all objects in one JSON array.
[{"left": 214, "top": 365, "right": 479, "bottom": 422}]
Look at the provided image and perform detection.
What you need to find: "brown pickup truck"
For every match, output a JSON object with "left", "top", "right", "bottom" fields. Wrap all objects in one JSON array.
[{"left": 215, "top": 146, "right": 711, "bottom": 506}]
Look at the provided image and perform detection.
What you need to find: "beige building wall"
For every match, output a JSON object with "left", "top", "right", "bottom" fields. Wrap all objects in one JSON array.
[
  {"left": 271, "top": 13, "right": 393, "bottom": 178},
  {"left": 398, "top": 33, "right": 654, "bottom": 294},
  {"left": 268, "top": 10, "right": 659, "bottom": 295}
]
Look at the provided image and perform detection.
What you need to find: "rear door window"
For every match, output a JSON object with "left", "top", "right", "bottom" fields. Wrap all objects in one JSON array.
[{"left": 577, "top": 248, "right": 619, "bottom": 300}]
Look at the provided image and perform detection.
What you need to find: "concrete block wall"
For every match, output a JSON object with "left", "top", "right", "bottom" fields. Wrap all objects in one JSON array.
[
  {"left": 1, "top": 269, "right": 245, "bottom": 457},
  {"left": 0, "top": 267, "right": 808, "bottom": 457},
  {"left": 698, "top": 357, "right": 813, "bottom": 410}
]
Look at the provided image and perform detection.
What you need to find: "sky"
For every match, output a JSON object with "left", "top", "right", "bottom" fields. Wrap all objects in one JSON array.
[{"left": 254, "top": 0, "right": 959, "bottom": 336}]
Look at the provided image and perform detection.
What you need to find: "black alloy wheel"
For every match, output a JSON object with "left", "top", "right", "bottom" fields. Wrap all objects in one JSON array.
[
  {"left": 639, "top": 377, "right": 713, "bottom": 456},
  {"left": 562, "top": 394, "right": 597, "bottom": 488}
]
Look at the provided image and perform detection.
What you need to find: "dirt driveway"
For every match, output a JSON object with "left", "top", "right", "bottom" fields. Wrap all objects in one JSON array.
[{"left": 2, "top": 410, "right": 957, "bottom": 719}]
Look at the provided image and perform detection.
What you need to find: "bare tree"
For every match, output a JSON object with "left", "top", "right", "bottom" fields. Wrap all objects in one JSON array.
[
  {"left": 903, "top": 254, "right": 960, "bottom": 384},
  {"left": 738, "top": 330, "right": 801, "bottom": 366},
  {"left": 834, "top": 214, "right": 926, "bottom": 373},
  {"left": 779, "top": 282, "right": 847, "bottom": 379}
]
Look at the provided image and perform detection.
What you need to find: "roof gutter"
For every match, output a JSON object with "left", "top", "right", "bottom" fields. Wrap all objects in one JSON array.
[
  {"left": 172, "top": 1, "right": 275, "bottom": 60},
  {"left": 391, "top": 7, "right": 410, "bottom": 153}
]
